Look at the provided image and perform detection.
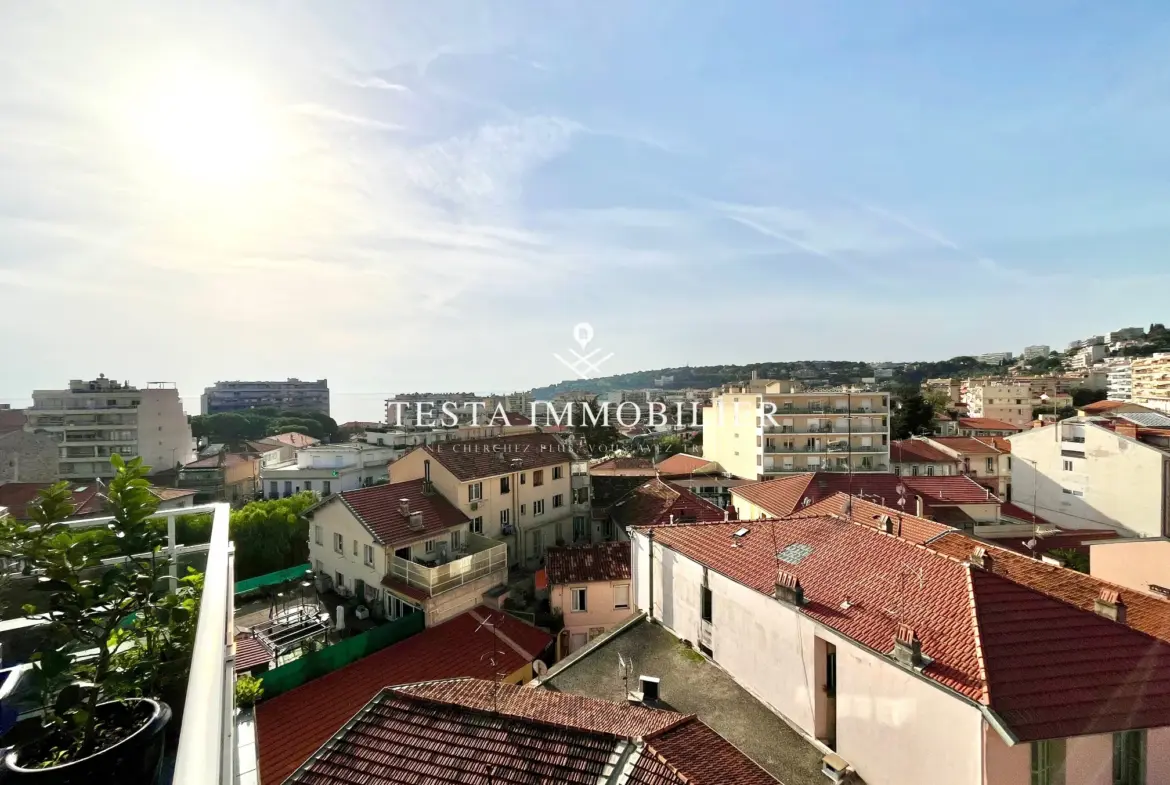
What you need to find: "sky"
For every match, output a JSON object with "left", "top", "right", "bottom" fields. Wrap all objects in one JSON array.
[{"left": 2, "top": 1, "right": 1170, "bottom": 422}]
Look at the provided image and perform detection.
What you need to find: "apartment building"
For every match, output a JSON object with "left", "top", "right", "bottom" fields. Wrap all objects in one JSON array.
[
  {"left": 1107, "top": 361, "right": 1133, "bottom": 401},
  {"left": 1068, "top": 343, "right": 1107, "bottom": 370},
  {"left": 703, "top": 380, "right": 890, "bottom": 481},
  {"left": 1009, "top": 418, "right": 1170, "bottom": 537},
  {"left": 922, "top": 377, "right": 961, "bottom": 404},
  {"left": 1131, "top": 353, "right": 1170, "bottom": 413},
  {"left": 926, "top": 435, "right": 1011, "bottom": 498},
  {"left": 200, "top": 378, "right": 329, "bottom": 415},
  {"left": 543, "top": 540, "right": 635, "bottom": 655},
  {"left": 1090, "top": 537, "right": 1170, "bottom": 598},
  {"left": 889, "top": 439, "right": 960, "bottom": 477},
  {"left": 630, "top": 504, "right": 1170, "bottom": 785},
  {"left": 388, "top": 433, "right": 575, "bottom": 566},
  {"left": 306, "top": 478, "right": 510, "bottom": 626},
  {"left": 1108, "top": 327, "right": 1146, "bottom": 343},
  {"left": 26, "top": 375, "right": 194, "bottom": 481},
  {"left": 1022, "top": 344, "right": 1050, "bottom": 359},
  {"left": 976, "top": 351, "right": 1013, "bottom": 364},
  {"left": 961, "top": 381, "right": 1032, "bottom": 429},
  {"left": 260, "top": 442, "right": 394, "bottom": 499}
]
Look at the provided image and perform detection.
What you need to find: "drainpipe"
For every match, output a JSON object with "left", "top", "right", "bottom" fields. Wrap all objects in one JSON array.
[{"left": 647, "top": 528, "right": 655, "bottom": 624}]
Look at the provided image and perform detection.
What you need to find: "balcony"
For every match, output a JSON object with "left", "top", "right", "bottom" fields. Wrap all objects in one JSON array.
[
  {"left": 765, "top": 422, "right": 886, "bottom": 435},
  {"left": 764, "top": 405, "right": 889, "bottom": 415},
  {"left": 764, "top": 463, "right": 889, "bottom": 475},
  {"left": 764, "top": 444, "right": 886, "bottom": 454},
  {"left": 387, "top": 533, "right": 507, "bottom": 597}
]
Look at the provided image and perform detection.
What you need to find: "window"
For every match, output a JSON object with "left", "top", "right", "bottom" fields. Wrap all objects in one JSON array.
[
  {"left": 284, "top": 481, "right": 293, "bottom": 496},
  {"left": 1063, "top": 460, "right": 1073, "bottom": 471},
  {"left": 269, "top": 481, "right": 278, "bottom": 498},
  {"left": 500, "top": 476, "right": 510, "bottom": 494},
  {"left": 926, "top": 466, "right": 935, "bottom": 476},
  {"left": 304, "top": 480, "right": 312, "bottom": 491},
  {"left": 1031, "top": 739, "right": 1065, "bottom": 785},
  {"left": 520, "top": 473, "right": 526, "bottom": 485},
  {"left": 450, "top": 529, "right": 462, "bottom": 551},
  {"left": 469, "top": 482, "right": 483, "bottom": 501},
  {"left": 353, "top": 539, "right": 358, "bottom": 556},
  {"left": 571, "top": 587, "right": 587, "bottom": 612},
  {"left": 500, "top": 508, "right": 510, "bottom": 526},
  {"left": 333, "top": 533, "right": 344, "bottom": 553},
  {"left": 701, "top": 586, "right": 713, "bottom": 623},
  {"left": 534, "top": 469, "right": 544, "bottom": 486},
  {"left": 520, "top": 503, "right": 527, "bottom": 516},
  {"left": 424, "top": 539, "right": 437, "bottom": 553},
  {"left": 363, "top": 544, "right": 375, "bottom": 567},
  {"left": 532, "top": 529, "right": 543, "bottom": 554},
  {"left": 553, "top": 493, "right": 564, "bottom": 508},
  {"left": 335, "top": 572, "right": 345, "bottom": 590},
  {"left": 1113, "top": 730, "right": 1145, "bottom": 785},
  {"left": 323, "top": 480, "right": 332, "bottom": 495},
  {"left": 573, "top": 516, "right": 588, "bottom": 540},
  {"left": 534, "top": 499, "right": 545, "bottom": 516},
  {"left": 470, "top": 516, "right": 483, "bottom": 534},
  {"left": 553, "top": 466, "right": 563, "bottom": 480},
  {"left": 1061, "top": 488, "right": 1084, "bottom": 497},
  {"left": 314, "top": 525, "right": 323, "bottom": 545},
  {"left": 911, "top": 465, "right": 919, "bottom": 476},
  {"left": 986, "top": 457, "right": 995, "bottom": 472},
  {"left": 614, "top": 584, "right": 630, "bottom": 609}
]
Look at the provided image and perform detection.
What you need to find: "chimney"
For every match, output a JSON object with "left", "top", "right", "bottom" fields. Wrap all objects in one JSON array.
[
  {"left": 1094, "top": 588, "right": 1126, "bottom": 624},
  {"left": 893, "top": 624, "right": 923, "bottom": 668},
  {"left": 969, "top": 546, "right": 989, "bottom": 570},
  {"left": 774, "top": 570, "right": 805, "bottom": 606},
  {"left": 399, "top": 498, "right": 410, "bottom": 516},
  {"left": 915, "top": 496, "right": 924, "bottom": 517},
  {"left": 724, "top": 509, "right": 729, "bottom": 521},
  {"left": 876, "top": 514, "right": 893, "bottom": 534},
  {"left": 408, "top": 511, "right": 424, "bottom": 530},
  {"left": 423, "top": 459, "right": 433, "bottom": 495}
]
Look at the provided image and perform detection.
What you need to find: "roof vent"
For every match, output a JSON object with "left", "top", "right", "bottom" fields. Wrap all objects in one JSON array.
[
  {"left": 408, "top": 511, "right": 424, "bottom": 531},
  {"left": 873, "top": 513, "right": 893, "bottom": 534},
  {"left": 399, "top": 498, "right": 410, "bottom": 516},
  {"left": 893, "top": 624, "right": 923, "bottom": 669},
  {"left": 969, "top": 546, "right": 988, "bottom": 570},
  {"left": 1094, "top": 588, "right": 1126, "bottom": 624},
  {"left": 774, "top": 570, "right": 805, "bottom": 606}
]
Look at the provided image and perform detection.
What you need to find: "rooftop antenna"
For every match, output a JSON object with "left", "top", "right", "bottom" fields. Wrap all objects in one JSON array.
[
  {"left": 895, "top": 482, "right": 907, "bottom": 537},
  {"left": 618, "top": 652, "right": 633, "bottom": 701},
  {"left": 474, "top": 612, "right": 510, "bottom": 714}
]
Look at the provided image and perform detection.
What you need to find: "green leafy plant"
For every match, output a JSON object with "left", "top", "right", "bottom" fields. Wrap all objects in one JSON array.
[
  {"left": 234, "top": 674, "right": 264, "bottom": 708},
  {"left": 0, "top": 455, "right": 183, "bottom": 766}
]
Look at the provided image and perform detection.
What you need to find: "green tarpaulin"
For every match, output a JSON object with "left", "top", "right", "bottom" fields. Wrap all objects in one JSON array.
[{"left": 234, "top": 562, "right": 313, "bottom": 594}]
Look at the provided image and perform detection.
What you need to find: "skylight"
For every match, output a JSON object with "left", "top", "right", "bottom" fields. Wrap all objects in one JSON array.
[
  {"left": 777, "top": 543, "right": 814, "bottom": 565},
  {"left": 733, "top": 527, "right": 749, "bottom": 537}
]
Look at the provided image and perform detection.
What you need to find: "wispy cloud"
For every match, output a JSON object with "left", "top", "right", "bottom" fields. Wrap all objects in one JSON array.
[
  {"left": 289, "top": 103, "right": 404, "bottom": 131},
  {"left": 347, "top": 75, "right": 410, "bottom": 92}
]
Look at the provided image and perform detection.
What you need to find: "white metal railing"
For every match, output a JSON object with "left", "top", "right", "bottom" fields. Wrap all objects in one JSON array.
[{"left": 388, "top": 539, "right": 508, "bottom": 597}]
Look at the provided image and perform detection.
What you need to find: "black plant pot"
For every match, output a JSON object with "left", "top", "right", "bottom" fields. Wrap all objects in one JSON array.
[{"left": 2, "top": 698, "right": 171, "bottom": 784}]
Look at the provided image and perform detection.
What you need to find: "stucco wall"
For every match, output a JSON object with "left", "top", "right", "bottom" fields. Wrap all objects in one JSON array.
[
  {"left": 0, "top": 430, "right": 59, "bottom": 483},
  {"left": 550, "top": 579, "right": 634, "bottom": 652},
  {"left": 423, "top": 569, "right": 508, "bottom": 627},
  {"left": 1090, "top": 539, "right": 1170, "bottom": 596},
  {"left": 308, "top": 499, "right": 386, "bottom": 599}
]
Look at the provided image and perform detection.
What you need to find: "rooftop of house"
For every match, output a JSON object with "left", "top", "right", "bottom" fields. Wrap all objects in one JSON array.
[
  {"left": 546, "top": 541, "right": 631, "bottom": 585},
  {"left": 0, "top": 482, "right": 105, "bottom": 520},
  {"left": 286, "top": 677, "right": 780, "bottom": 785},
  {"left": 417, "top": 432, "right": 572, "bottom": 481},
  {"left": 889, "top": 439, "right": 957, "bottom": 464},
  {"left": 589, "top": 456, "right": 658, "bottom": 477},
  {"left": 636, "top": 512, "right": 1170, "bottom": 743},
  {"left": 147, "top": 487, "right": 198, "bottom": 502},
  {"left": 255, "top": 606, "right": 553, "bottom": 785},
  {"left": 320, "top": 478, "right": 469, "bottom": 548},
  {"left": 1080, "top": 399, "right": 1132, "bottom": 415},
  {"left": 487, "top": 411, "right": 533, "bottom": 426},
  {"left": 733, "top": 472, "right": 998, "bottom": 520},
  {"left": 264, "top": 431, "right": 320, "bottom": 449},
  {"left": 928, "top": 435, "right": 1011, "bottom": 454},
  {"left": 654, "top": 452, "right": 718, "bottom": 476},
  {"left": 957, "top": 417, "right": 1023, "bottom": 432},
  {"left": 611, "top": 478, "right": 727, "bottom": 530},
  {"left": 543, "top": 619, "right": 822, "bottom": 785},
  {"left": 181, "top": 452, "right": 256, "bottom": 470}
]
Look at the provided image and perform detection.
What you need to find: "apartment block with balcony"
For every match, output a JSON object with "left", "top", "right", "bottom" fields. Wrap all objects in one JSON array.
[
  {"left": 961, "top": 381, "right": 1032, "bottom": 429},
  {"left": 1107, "top": 362, "right": 1133, "bottom": 401},
  {"left": 703, "top": 380, "right": 890, "bottom": 481},
  {"left": 306, "top": 478, "right": 508, "bottom": 627},
  {"left": 1069, "top": 343, "right": 1107, "bottom": 370},
  {"left": 388, "top": 432, "right": 575, "bottom": 566},
  {"left": 260, "top": 442, "right": 395, "bottom": 499},
  {"left": 1131, "top": 353, "right": 1170, "bottom": 413},
  {"left": 1022, "top": 344, "right": 1050, "bottom": 359},
  {"left": 200, "top": 378, "right": 330, "bottom": 415},
  {"left": 26, "top": 375, "right": 194, "bottom": 480}
]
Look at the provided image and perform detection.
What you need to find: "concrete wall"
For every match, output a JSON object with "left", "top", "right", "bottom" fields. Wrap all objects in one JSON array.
[
  {"left": 702, "top": 394, "right": 762, "bottom": 480},
  {"left": 550, "top": 579, "right": 635, "bottom": 653},
  {"left": 1090, "top": 539, "right": 1170, "bottom": 596},
  {"left": 0, "top": 430, "right": 59, "bottom": 483},
  {"left": 423, "top": 568, "right": 508, "bottom": 627},
  {"left": 134, "top": 388, "right": 194, "bottom": 472},
  {"left": 307, "top": 499, "right": 386, "bottom": 602},
  {"left": 1010, "top": 422, "right": 1168, "bottom": 536}
]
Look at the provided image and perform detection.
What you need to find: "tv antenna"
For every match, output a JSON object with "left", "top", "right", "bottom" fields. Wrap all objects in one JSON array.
[
  {"left": 618, "top": 652, "right": 634, "bottom": 700},
  {"left": 475, "top": 612, "right": 511, "bottom": 713}
]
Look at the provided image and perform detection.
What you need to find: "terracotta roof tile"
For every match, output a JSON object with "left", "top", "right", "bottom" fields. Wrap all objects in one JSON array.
[
  {"left": 654, "top": 453, "right": 718, "bottom": 476},
  {"left": 645, "top": 718, "right": 779, "bottom": 785},
  {"left": 928, "top": 436, "right": 1007, "bottom": 454},
  {"left": 733, "top": 472, "right": 997, "bottom": 517},
  {"left": 323, "top": 478, "right": 469, "bottom": 548},
  {"left": 256, "top": 608, "right": 552, "bottom": 785},
  {"left": 890, "top": 440, "right": 958, "bottom": 464},
  {"left": 999, "top": 502, "right": 1048, "bottom": 525},
  {"left": 0, "top": 483, "right": 104, "bottom": 520},
  {"left": 233, "top": 633, "right": 273, "bottom": 673},
  {"left": 792, "top": 493, "right": 954, "bottom": 545},
  {"left": 419, "top": 433, "right": 571, "bottom": 481},
  {"left": 546, "top": 541, "right": 631, "bottom": 584},
  {"left": 1080, "top": 400, "right": 1128, "bottom": 414},
  {"left": 148, "top": 487, "right": 198, "bottom": 502},
  {"left": 590, "top": 456, "right": 657, "bottom": 477},
  {"left": 957, "top": 418, "right": 1022, "bottom": 432},
  {"left": 181, "top": 452, "right": 256, "bottom": 470},
  {"left": 265, "top": 431, "right": 320, "bottom": 448},
  {"left": 612, "top": 479, "right": 726, "bottom": 529}
]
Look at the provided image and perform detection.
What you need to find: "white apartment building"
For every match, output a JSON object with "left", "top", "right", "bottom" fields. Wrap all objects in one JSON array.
[
  {"left": 1131, "top": 353, "right": 1170, "bottom": 413},
  {"left": 703, "top": 379, "right": 890, "bottom": 480},
  {"left": 1022, "top": 345, "right": 1050, "bottom": 359},
  {"left": 976, "top": 351, "right": 1013, "bottom": 364},
  {"left": 961, "top": 381, "right": 1032, "bottom": 429},
  {"left": 260, "top": 442, "right": 395, "bottom": 499},
  {"left": 26, "top": 376, "right": 194, "bottom": 481},
  {"left": 1009, "top": 418, "right": 1170, "bottom": 537},
  {"left": 1068, "top": 343, "right": 1107, "bottom": 370},
  {"left": 1107, "top": 362, "right": 1133, "bottom": 401},
  {"left": 1107, "top": 327, "right": 1145, "bottom": 343},
  {"left": 200, "top": 378, "right": 330, "bottom": 415}
]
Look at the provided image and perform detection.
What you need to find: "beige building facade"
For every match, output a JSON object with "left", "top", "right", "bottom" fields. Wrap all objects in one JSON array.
[
  {"left": 1131, "top": 353, "right": 1170, "bottom": 413},
  {"left": 961, "top": 382, "right": 1032, "bottom": 429}
]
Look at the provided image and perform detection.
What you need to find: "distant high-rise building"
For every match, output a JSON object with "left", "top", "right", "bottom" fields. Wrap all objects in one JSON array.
[
  {"left": 1131, "top": 353, "right": 1170, "bottom": 413},
  {"left": 1107, "top": 327, "right": 1144, "bottom": 343},
  {"left": 201, "top": 379, "right": 330, "bottom": 416},
  {"left": 1022, "top": 345, "right": 1050, "bottom": 359},
  {"left": 27, "top": 375, "right": 194, "bottom": 480},
  {"left": 976, "top": 351, "right": 1014, "bottom": 365},
  {"left": 1107, "top": 363, "right": 1133, "bottom": 401}
]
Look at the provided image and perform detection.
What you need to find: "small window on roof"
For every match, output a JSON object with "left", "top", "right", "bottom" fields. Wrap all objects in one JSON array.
[
  {"left": 777, "top": 542, "right": 814, "bottom": 565},
  {"left": 733, "top": 527, "right": 749, "bottom": 537}
]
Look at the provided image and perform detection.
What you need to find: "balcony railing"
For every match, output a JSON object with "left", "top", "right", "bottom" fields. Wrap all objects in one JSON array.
[
  {"left": 765, "top": 423, "right": 886, "bottom": 435},
  {"left": 762, "top": 406, "right": 889, "bottom": 415},
  {"left": 387, "top": 534, "right": 508, "bottom": 597},
  {"left": 764, "top": 464, "right": 889, "bottom": 475},
  {"left": 764, "top": 444, "right": 886, "bottom": 454}
]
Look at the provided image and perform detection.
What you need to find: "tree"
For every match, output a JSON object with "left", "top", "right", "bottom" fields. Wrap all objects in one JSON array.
[
  {"left": 922, "top": 389, "right": 951, "bottom": 413},
  {"left": 657, "top": 434, "right": 686, "bottom": 458},
  {"left": 229, "top": 494, "right": 314, "bottom": 580},
  {"left": 892, "top": 389, "right": 935, "bottom": 439},
  {"left": 1049, "top": 548, "right": 1089, "bottom": 573},
  {"left": 1071, "top": 387, "right": 1107, "bottom": 407},
  {"left": 571, "top": 398, "right": 622, "bottom": 458}
]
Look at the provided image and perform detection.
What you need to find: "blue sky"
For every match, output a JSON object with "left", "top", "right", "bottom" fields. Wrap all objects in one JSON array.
[{"left": 2, "top": 1, "right": 1169, "bottom": 421}]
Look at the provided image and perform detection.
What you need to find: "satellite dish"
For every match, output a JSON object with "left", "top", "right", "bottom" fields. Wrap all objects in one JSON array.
[
  {"left": 897, "top": 497, "right": 906, "bottom": 508},
  {"left": 533, "top": 660, "right": 548, "bottom": 676},
  {"left": 895, "top": 483, "right": 906, "bottom": 496}
]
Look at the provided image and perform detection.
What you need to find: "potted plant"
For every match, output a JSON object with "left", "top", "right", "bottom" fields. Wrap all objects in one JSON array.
[{"left": 0, "top": 456, "right": 181, "bottom": 783}]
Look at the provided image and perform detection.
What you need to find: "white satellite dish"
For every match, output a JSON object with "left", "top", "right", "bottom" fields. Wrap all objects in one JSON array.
[{"left": 533, "top": 660, "right": 548, "bottom": 676}]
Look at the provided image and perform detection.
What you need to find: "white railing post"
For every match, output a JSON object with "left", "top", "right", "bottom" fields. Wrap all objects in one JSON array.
[{"left": 167, "top": 513, "right": 178, "bottom": 590}]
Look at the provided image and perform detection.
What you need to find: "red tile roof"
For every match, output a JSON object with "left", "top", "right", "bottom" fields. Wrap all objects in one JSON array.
[
  {"left": 1080, "top": 399, "right": 1128, "bottom": 414},
  {"left": 148, "top": 487, "right": 198, "bottom": 502},
  {"left": 638, "top": 515, "right": 1170, "bottom": 742},
  {"left": 590, "top": 456, "right": 657, "bottom": 476},
  {"left": 488, "top": 411, "right": 533, "bottom": 426},
  {"left": 233, "top": 633, "right": 273, "bottom": 673},
  {"left": 181, "top": 452, "right": 256, "bottom": 470},
  {"left": 612, "top": 479, "right": 727, "bottom": 529},
  {"left": 0, "top": 409, "right": 26, "bottom": 436},
  {"left": 0, "top": 483, "right": 104, "bottom": 520},
  {"left": 654, "top": 453, "right": 718, "bottom": 476},
  {"left": 958, "top": 418, "right": 1022, "bottom": 432},
  {"left": 733, "top": 472, "right": 998, "bottom": 518},
  {"left": 929, "top": 436, "right": 1008, "bottom": 454},
  {"left": 419, "top": 433, "right": 571, "bottom": 481},
  {"left": 547, "top": 541, "right": 631, "bottom": 584},
  {"left": 792, "top": 493, "right": 954, "bottom": 545},
  {"left": 890, "top": 440, "right": 957, "bottom": 464},
  {"left": 264, "top": 431, "right": 320, "bottom": 448},
  {"left": 255, "top": 607, "right": 552, "bottom": 785},
  {"left": 324, "top": 478, "right": 469, "bottom": 548},
  {"left": 286, "top": 679, "right": 778, "bottom": 785}
]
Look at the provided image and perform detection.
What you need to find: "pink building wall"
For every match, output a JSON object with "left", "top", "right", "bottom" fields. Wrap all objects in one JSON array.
[
  {"left": 983, "top": 724, "right": 1170, "bottom": 784},
  {"left": 550, "top": 579, "right": 634, "bottom": 654},
  {"left": 1090, "top": 539, "right": 1170, "bottom": 596}
]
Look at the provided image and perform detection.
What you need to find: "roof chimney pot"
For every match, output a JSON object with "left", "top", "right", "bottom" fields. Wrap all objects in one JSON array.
[
  {"left": 1094, "top": 588, "right": 1126, "bottom": 624},
  {"left": 774, "top": 570, "right": 805, "bottom": 606},
  {"left": 893, "top": 623, "right": 923, "bottom": 668},
  {"left": 399, "top": 498, "right": 410, "bottom": 516},
  {"left": 969, "top": 546, "right": 988, "bottom": 570}
]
